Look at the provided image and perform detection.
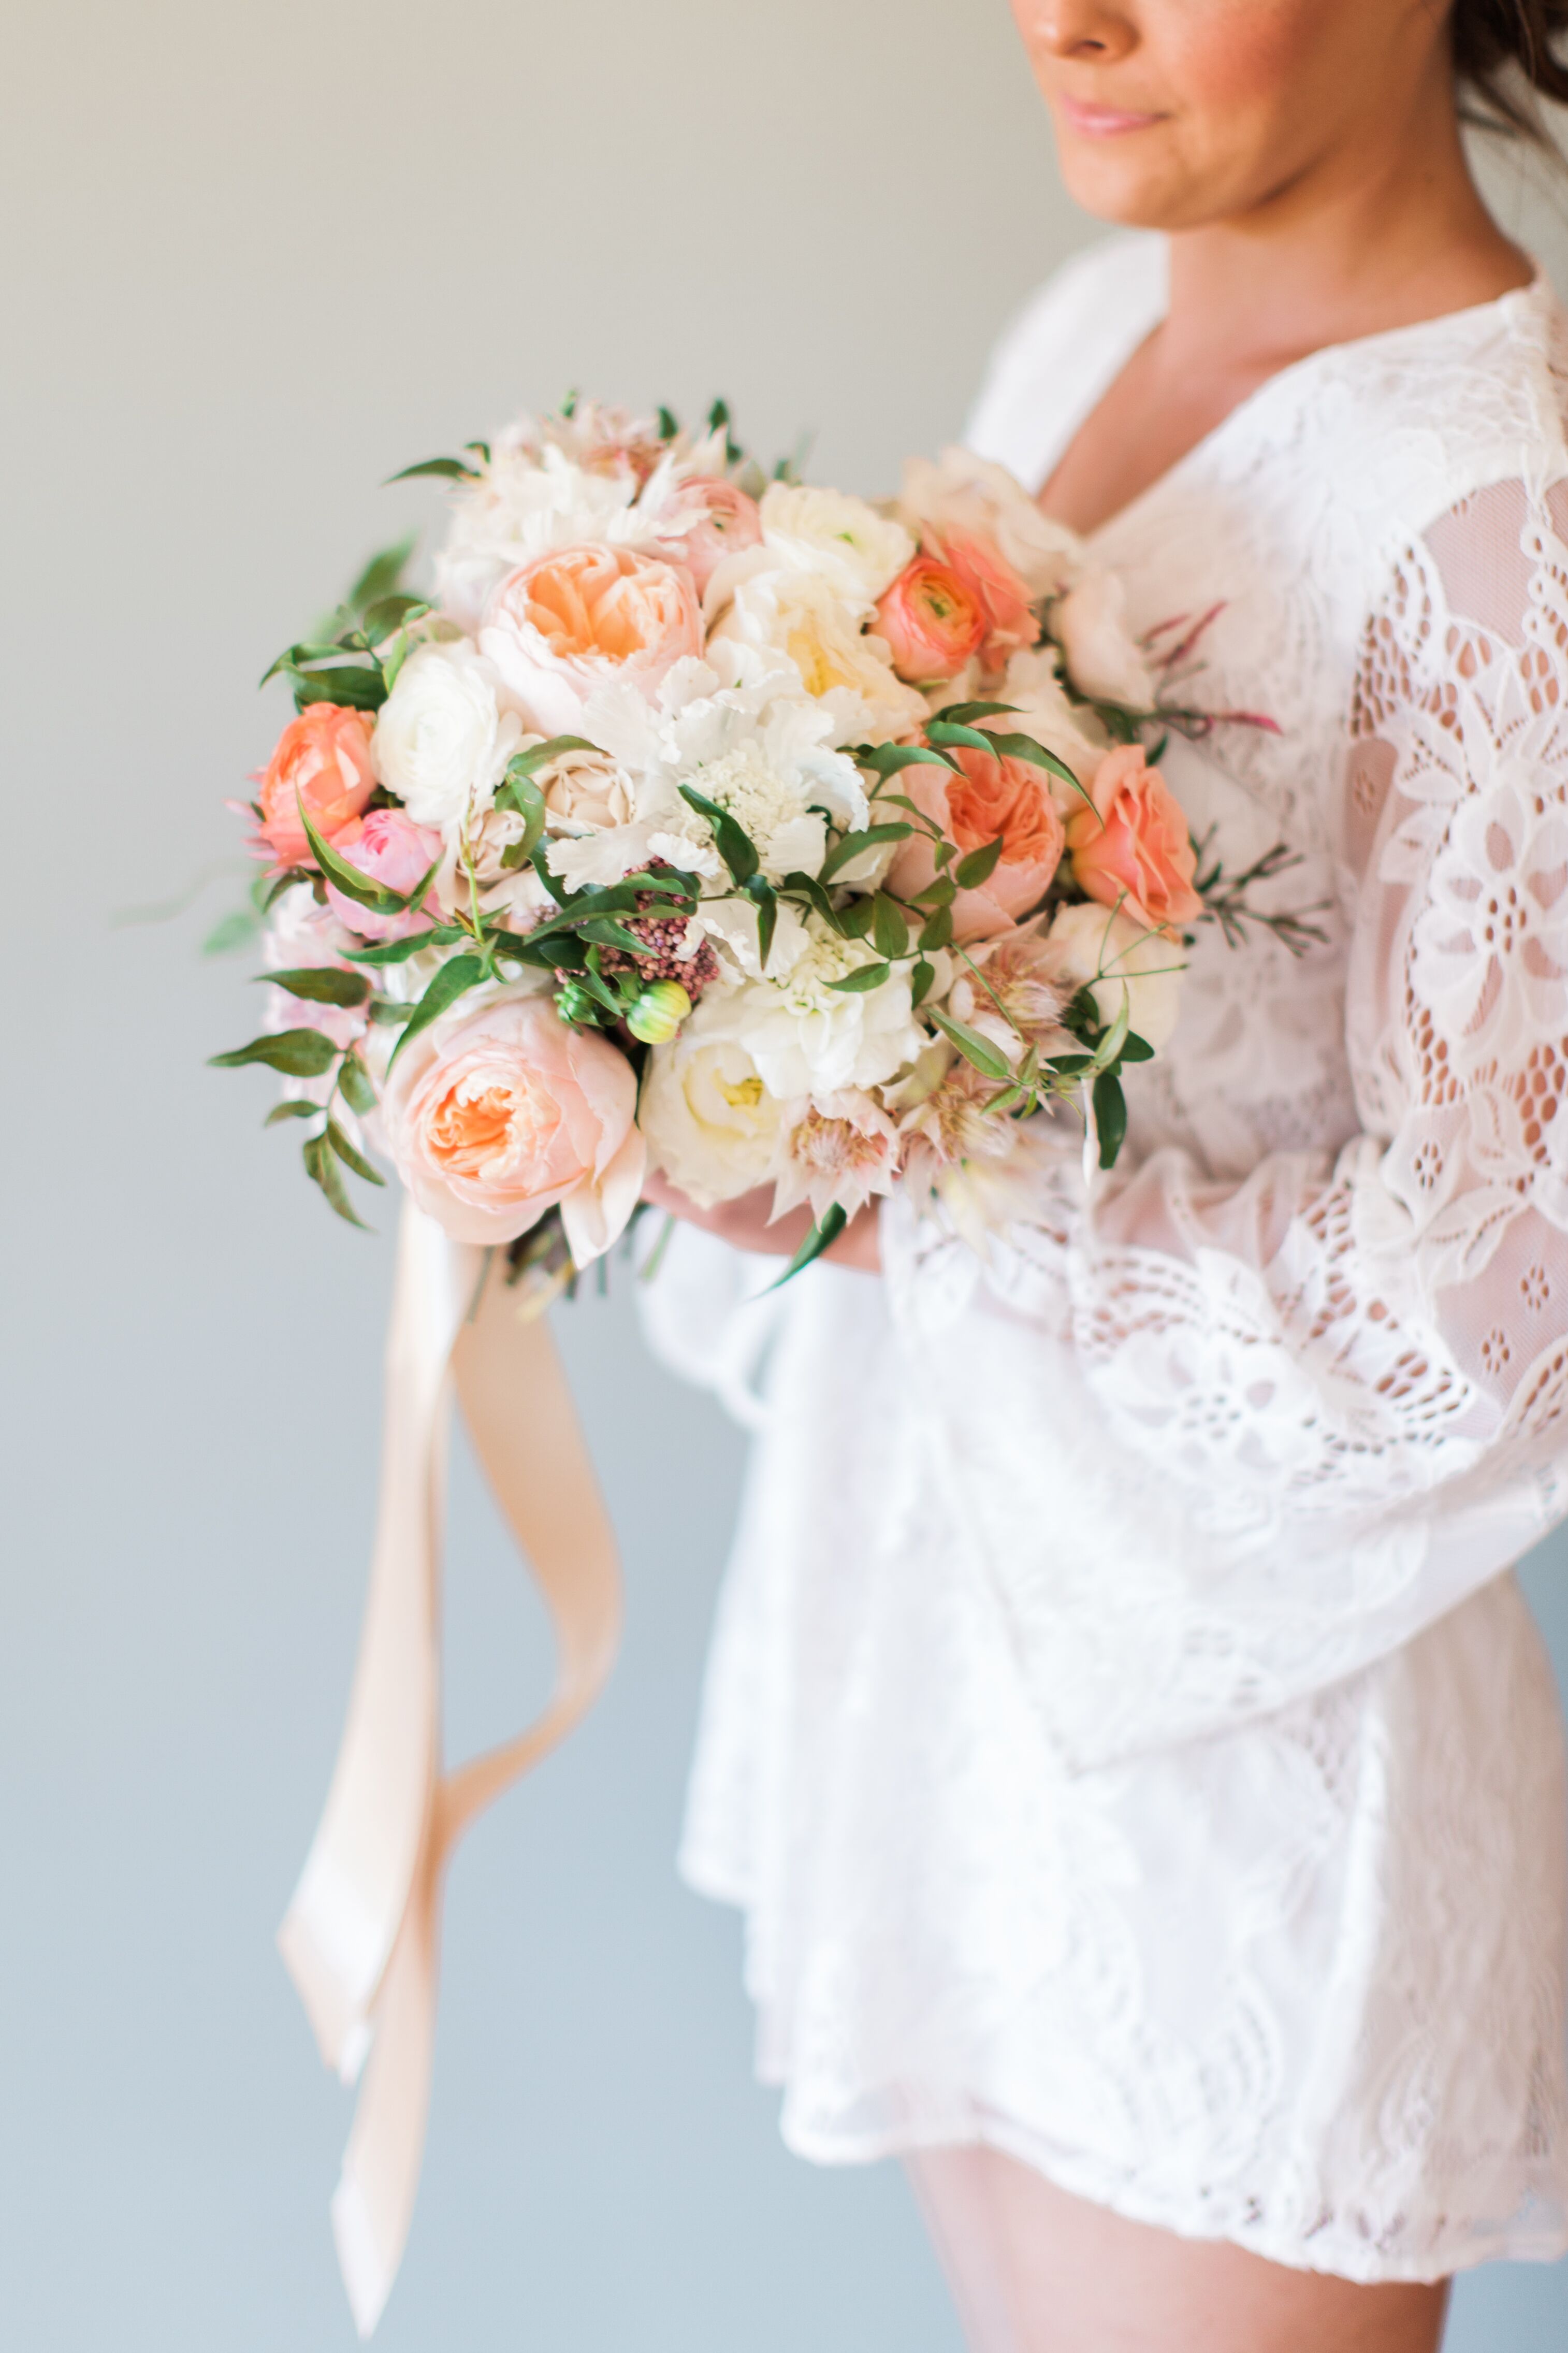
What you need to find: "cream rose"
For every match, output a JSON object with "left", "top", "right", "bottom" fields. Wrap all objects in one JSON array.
[
  {"left": 1052, "top": 568, "right": 1156, "bottom": 709},
  {"left": 758, "top": 483, "right": 914, "bottom": 604},
  {"left": 1040, "top": 901, "right": 1184, "bottom": 1050},
  {"left": 638, "top": 1027, "right": 785, "bottom": 1207},
  {"left": 712, "top": 569, "right": 929, "bottom": 747},
  {"left": 383, "top": 987, "right": 645, "bottom": 1260},
  {"left": 371, "top": 641, "right": 520, "bottom": 835}
]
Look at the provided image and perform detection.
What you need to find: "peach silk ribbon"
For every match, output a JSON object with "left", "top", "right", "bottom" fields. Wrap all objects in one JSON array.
[{"left": 278, "top": 1201, "right": 622, "bottom": 2336}]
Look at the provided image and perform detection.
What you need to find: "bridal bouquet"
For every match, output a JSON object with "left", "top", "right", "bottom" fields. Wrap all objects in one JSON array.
[{"left": 214, "top": 399, "right": 1268, "bottom": 1283}]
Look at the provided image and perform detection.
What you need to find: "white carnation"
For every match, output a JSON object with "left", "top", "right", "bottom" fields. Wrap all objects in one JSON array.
[
  {"left": 758, "top": 483, "right": 914, "bottom": 605},
  {"left": 371, "top": 641, "right": 520, "bottom": 835}
]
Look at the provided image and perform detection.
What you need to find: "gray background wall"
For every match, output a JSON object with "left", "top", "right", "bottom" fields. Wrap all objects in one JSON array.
[{"left": 4, "top": 4, "right": 1568, "bottom": 2345}]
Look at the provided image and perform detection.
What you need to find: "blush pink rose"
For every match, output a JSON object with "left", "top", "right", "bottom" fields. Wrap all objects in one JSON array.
[
  {"left": 324, "top": 807, "right": 443, "bottom": 942},
  {"left": 253, "top": 704, "right": 376, "bottom": 870},
  {"left": 667, "top": 477, "right": 763, "bottom": 597},
  {"left": 479, "top": 544, "right": 704, "bottom": 735},
  {"left": 939, "top": 529, "right": 1041, "bottom": 671},
  {"left": 874, "top": 555, "right": 986, "bottom": 683},
  {"left": 383, "top": 988, "right": 645, "bottom": 1261},
  {"left": 888, "top": 741, "right": 1065, "bottom": 942},
  {"left": 1065, "top": 743, "right": 1201, "bottom": 932}
]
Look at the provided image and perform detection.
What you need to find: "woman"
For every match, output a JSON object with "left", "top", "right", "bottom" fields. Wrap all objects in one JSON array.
[{"left": 641, "top": 5, "right": 1568, "bottom": 2347}]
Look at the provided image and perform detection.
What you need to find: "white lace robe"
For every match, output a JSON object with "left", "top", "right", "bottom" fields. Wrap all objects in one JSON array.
[{"left": 640, "top": 237, "right": 1568, "bottom": 2283}]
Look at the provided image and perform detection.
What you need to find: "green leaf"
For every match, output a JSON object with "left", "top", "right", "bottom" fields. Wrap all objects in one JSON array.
[
  {"left": 911, "top": 956, "right": 935, "bottom": 1008},
  {"left": 870, "top": 892, "right": 908, "bottom": 959},
  {"left": 358, "top": 593, "right": 429, "bottom": 642},
  {"left": 339, "top": 1052, "right": 378, "bottom": 1116},
  {"left": 854, "top": 742, "right": 962, "bottom": 781},
  {"left": 779, "top": 871, "right": 843, "bottom": 930},
  {"left": 982, "top": 1083, "right": 1031, "bottom": 1118},
  {"left": 1092, "top": 988, "right": 1131, "bottom": 1071},
  {"left": 657, "top": 405, "right": 680, "bottom": 441},
  {"left": 343, "top": 535, "right": 416, "bottom": 616},
  {"left": 504, "top": 734, "right": 600, "bottom": 781},
  {"left": 262, "top": 965, "right": 372, "bottom": 1007},
  {"left": 209, "top": 1028, "right": 338, "bottom": 1077},
  {"left": 768, "top": 1203, "right": 848, "bottom": 1289},
  {"left": 954, "top": 835, "right": 1005, "bottom": 890},
  {"left": 818, "top": 821, "right": 913, "bottom": 885},
  {"left": 826, "top": 960, "right": 891, "bottom": 994},
  {"left": 677, "top": 783, "right": 759, "bottom": 884},
  {"left": 577, "top": 917, "right": 648, "bottom": 955},
  {"left": 368, "top": 997, "right": 416, "bottom": 1024},
  {"left": 386, "top": 952, "right": 486, "bottom": 1072},
  {"left": 836, "top": 896, "right": 875, "bottom": 939},
  {"left": 385, "top": 455, "right": 481, "bottom": 484},
  {"left": 285, "top": 662, "right": 386, "bottom": 713},
  {"left": 201, "top": 908, "right": 260, "bottom": 957},
  {"left": 1093, "top": 1069, "right": 1128, "bottom": 1168},
  {"left": 982, "top": 731, "right": 1087, "bottom": 802},
  {"left": 930, "top": 700, "right": 1020, "bottom": 726},
  {"left": 494, "top": 757, "right": 549, "bottom": 865},
  {"left": 1120, "top": 1031, "right": 1155, "bottom": 1064},
  {"left": 326, "top": 1120, "right": 386, "bottom": 1187},
  {"left": 928, "top": 1007, "right": 1012, "bottom": 1081},
  {"left": 925, "top": 718, "right": 1000, "bottom": 755},
  {"left": 342, "top": 930, "right": 443, "bottom": 965},
  {"left": 303, "top": 1132, "right": 371, "bottom": 1229},
  {"left": 265, "top": 1099, "right": 321, "bottom": 1125},
  {"left": 918, "top": 905, "right": 954, "bottom": 952},
  {"left": 744, "top": 874, "right": 778, "bottom": 970}
]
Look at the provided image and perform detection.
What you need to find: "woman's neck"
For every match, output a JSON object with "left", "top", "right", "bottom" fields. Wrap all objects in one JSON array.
[{"left": 1159, "top": 66, "right": 1531, "bottom": 380}]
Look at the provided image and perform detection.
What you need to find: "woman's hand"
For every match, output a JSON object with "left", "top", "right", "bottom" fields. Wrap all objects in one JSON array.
[{"left": 641, "top": 1167, "right": 882, "bottom": 1273}]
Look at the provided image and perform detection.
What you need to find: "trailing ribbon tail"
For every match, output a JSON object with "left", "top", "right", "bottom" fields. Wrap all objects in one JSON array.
[{"left": 279, "top": 1200, "right": 622, "bottom": 2336}]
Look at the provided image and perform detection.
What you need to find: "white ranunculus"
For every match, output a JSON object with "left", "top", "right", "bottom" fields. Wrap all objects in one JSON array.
[
  {"left": 1052, "top": 569, "right": 1156, "bottom": 710},
  {"left": 987, "top": 646, "right": 1109, "bottom": 805},
  {"left": 899, "top": 447, "right": 1083, "bottom": 600},
  {"left": 639, "top": 1023, "right": 785, "bottom": 1207},
  {"left": 710, "top": 570, "right": 929, "bottom": 748},
  {"left": 371, "top": 641, "right": 520, "bottom": 834},
  {"left": 703, "top": 913, "right": 925, "bottom": 1096},
  {"left": 1041, "top": 901, "right": 1184, "bottom": 1051},
  {"left": 758, "top": 483, "right": 914, "bottom": 605}
]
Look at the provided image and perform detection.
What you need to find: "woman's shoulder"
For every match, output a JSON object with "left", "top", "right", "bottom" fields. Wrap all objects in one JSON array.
[{"left": 964, "top": 234, "right": 1167, "bottom": 486}]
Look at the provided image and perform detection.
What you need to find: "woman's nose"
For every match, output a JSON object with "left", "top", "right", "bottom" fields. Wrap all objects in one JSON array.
[{"left": 1027, "top": 4, "right": 1138, "bottom": 62}]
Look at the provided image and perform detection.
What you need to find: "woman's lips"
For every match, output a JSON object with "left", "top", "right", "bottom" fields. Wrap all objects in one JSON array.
[{"left": 1059, "top": 94, "right": 1166, "bottom": 137}]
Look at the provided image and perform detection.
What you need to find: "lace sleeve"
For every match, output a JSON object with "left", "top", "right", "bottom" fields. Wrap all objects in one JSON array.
[{"left": 887, "top": 479, "right": 1568, "bottom": 1726}]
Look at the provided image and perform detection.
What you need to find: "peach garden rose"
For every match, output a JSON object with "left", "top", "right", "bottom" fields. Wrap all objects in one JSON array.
[
  {"left": 874, "top": 554, "right": 987, "bottom": 683},
  {"left": 480, "top": 543, "right": 704, "bottom": 736},
  {"left": 1065, "top": 743, "right": 1202, "bottom": 934},
  {"left": 888, "top": 741, "right": 1066, "bottom": 943},
  {"left": 254, "top": 703, "right": 376, "bottom": 871},
  {"left": 382, "top": 988, "right": 645, "bottom": 1260}
]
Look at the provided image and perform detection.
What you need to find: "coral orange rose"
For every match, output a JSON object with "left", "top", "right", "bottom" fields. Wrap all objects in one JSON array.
[
  {"left": 874, "top": 555, "right": 986, "bottom": 683},
  {"left": 383, "top": 988, "right": 645, "bottom": 1261},
  {"left": 939, "top": 530, "right": 1040, "bottom": 670},
  {"left": 479, "top": 543, "right": 704, "bottom": 735},
  {"left": 1065, "top": 743, "right": 1201, "bottom": 932},
  {"left": 887, "top": 742, "right": 1065, "bottom": 942},
  {"left": 253, "top": 703, "right": 376, "bottom": 871}
]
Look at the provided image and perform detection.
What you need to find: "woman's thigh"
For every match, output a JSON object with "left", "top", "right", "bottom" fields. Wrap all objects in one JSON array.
[{"left": 907, "top": 2147, "right": 1450, "bottom": 2353}]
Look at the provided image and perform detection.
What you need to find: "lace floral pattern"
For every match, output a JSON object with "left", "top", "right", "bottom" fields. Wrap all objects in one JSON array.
[{"left": 641, "top": 240, "right": 1568, "bottom": 2282}]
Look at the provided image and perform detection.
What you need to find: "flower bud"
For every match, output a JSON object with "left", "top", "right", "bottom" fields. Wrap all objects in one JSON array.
[
  {"left": 626, "top": 979, "right": 692, "bottom": 1045},
  {"left": 554, "top": 980, "right": 599, "bottom": 1028}
]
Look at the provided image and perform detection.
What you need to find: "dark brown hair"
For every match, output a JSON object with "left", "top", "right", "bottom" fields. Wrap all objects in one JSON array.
[{"left": 1454, "top": 0, "right": 1568, "bottom": 135}]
